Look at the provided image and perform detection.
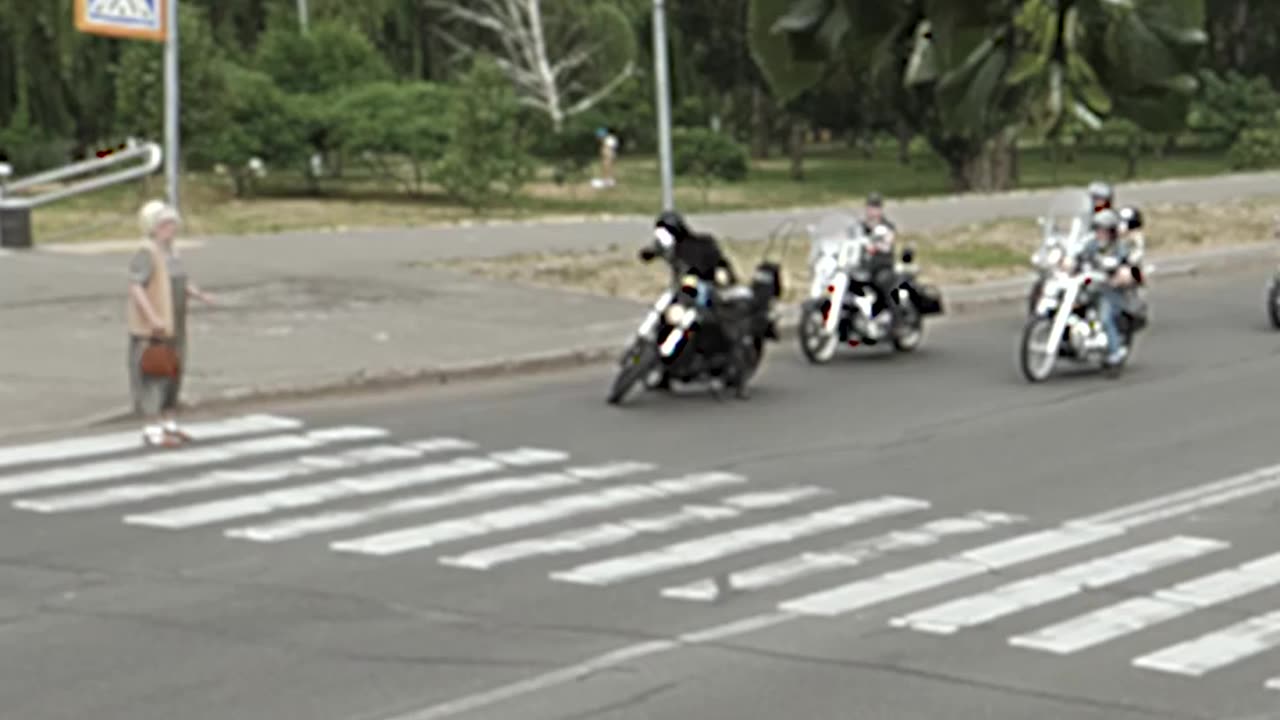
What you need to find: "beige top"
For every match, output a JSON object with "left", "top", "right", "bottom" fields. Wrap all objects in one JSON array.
[{"left": 126, "top": 239, "right": 174, "bottom": 338}]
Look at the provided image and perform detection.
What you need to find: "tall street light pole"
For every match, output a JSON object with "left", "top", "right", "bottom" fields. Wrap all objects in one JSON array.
[
  {"left": 298, "top": 0, "right": 310, "bottom": 33},
  {"left": 651, "top": 0, "right": 675, "bottom": 211}
]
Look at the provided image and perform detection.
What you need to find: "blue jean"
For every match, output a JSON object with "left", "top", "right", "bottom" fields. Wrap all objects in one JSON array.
[
  {"left": 695, "top": 281, "right": 711, "bottom": 308},
  {"left": 1098, "top": 288, "right": 1124, "bottom": 354}
]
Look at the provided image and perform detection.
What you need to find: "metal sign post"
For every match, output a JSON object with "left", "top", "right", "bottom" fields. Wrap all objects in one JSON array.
[
  {"left": 75, "top": 0, "right": 176, "bottom": 208},
  {"left": 652, "top": 0, "right": 675, "bottom": 212},
  {"left": 164, "top": 0, "right": 180, "bottom": 210}
]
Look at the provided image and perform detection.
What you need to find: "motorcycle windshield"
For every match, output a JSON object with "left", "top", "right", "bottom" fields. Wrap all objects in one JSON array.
[
  {"left": 1043, "top": 190, "right": 1093, "bottom": 255},
  {"left": 807, "top": 212, "right": 867, "bottom": 267}
]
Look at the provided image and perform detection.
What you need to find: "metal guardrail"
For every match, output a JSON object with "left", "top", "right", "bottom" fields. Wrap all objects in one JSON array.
[{"left": 0, "top": 140, "right": 163, "bottom": 210}]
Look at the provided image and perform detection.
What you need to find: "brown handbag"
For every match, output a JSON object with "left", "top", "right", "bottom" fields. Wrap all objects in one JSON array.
[{"left": 140, "top": 340, "right": 180, "bottom": 378}]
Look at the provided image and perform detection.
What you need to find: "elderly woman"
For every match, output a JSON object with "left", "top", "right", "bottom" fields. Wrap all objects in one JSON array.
[{"left": 126, "top": 200, "right": 214, "bottom": 447}]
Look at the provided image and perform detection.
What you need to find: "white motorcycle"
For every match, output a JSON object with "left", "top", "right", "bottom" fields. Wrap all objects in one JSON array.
[
  {"left": 1027, "top": 190, "right": 1092, "bottom": 314},
  {"left": 797, "top": 212, "right": 941, "bottom": 363},
  {"left": 1019, "top": 257, "right": 1148, "bottom": 382}
]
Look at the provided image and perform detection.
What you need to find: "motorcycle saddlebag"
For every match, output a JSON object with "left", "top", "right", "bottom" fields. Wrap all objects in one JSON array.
[
  {"left": 751, "top": 262, "right": 782, "bottom": 302},
  {"left": 907, "top": 282, "right": 945, "bottom": 315},
  {"left": 1123, "top": 297, "right": 1149, "bottom": 332}
]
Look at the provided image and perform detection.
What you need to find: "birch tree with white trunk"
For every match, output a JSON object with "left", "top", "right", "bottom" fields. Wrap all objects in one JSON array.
[{"left": 428, "top": 0, "right": 638, "bottom": 132}]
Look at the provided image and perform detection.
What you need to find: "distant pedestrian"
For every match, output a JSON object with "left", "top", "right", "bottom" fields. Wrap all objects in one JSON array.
[
  {"left": 126, "top": 200, "right": 215, "bottom": 447},
  {"left": 592, "top": 127, "right": 619, "bottom": 189}
]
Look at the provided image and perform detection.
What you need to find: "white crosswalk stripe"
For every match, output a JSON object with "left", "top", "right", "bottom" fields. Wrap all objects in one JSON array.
[
  {"left": 661, "top": 510, "right": 1027, "bottom": 602},
  {"left": 125, "top": 447, "right": 568, "bottom": 530},
  {"left": 15, "top": 438, "right": 474, "bottom": 513},
  {"left": 550, "top": 496, "right": 930, "bottom": 587},
  {"left": 892, "top": 536, "right": 1229, "bottom": 635},
  {"left": 331, "top": 471, "right": 748, "bottom": 557},
  {"left": 0, "top": 426, "right": 387, "bottom": 497},
  {"left": 440, "top": 486, "right": 831, "bottom": 571},
  {"left": 1009, "top": 550, "right": 1280, "bottom": 655},
  {"left": 226, "top": 461, "right": 657, "bottom": 542},
  {"left": 0, "top": 414, "right": 301, "bottom": 469},
  {"left": 11, "top": 418, "right": 1280, "bottom": 694},
  {"left": 1133, "top": 609, "right": 1280, "bottom": 677}
]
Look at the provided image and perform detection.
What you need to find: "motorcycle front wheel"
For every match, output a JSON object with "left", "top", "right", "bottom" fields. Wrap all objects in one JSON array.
[
  {"left": 798, "top": 303, "right": 839, "bottom": 364},
  {"left": 607, "top": 340, "right": 660, "bottom": 405},
  {"left": 1019, "top": 316, "right": 1057, "bottom": 383},
  {"left": 1028, "top": 278, "right": 1045, "bottom": 315}
]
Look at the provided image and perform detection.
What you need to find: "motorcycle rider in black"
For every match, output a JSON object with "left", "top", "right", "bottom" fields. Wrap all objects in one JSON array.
[
  {"left": 861, "top": 192, "right": 902, "bottom": 324},
  {"left": 639, "top": 211, "right": 750, "bottom": 398}
]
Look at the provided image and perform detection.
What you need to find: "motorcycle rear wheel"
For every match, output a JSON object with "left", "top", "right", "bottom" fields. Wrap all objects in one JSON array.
[{"left": 892, "top": 306, "right": 924, "bottom": 352}]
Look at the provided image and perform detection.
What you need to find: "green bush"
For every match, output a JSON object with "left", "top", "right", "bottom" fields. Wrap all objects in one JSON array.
[
  {"left": 0, "top": 117, "right": 73, "bottom": 174},
  {"left": 330, "top": 82, "right": 453, "bottom": 195},
  {"left": 437, "top": 57, "right": 533, "bottom": 210},
  {"left": 211, "top": 64, "right": 309, "bottom": 196},
  {"left": 673, "top": 127, "right": 749, "bottom": 203},
  {"left": 1228, "top": 128, "right": 1280, "bottom": 171}
]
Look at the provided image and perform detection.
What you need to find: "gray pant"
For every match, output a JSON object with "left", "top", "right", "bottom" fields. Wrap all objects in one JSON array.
[{"left": 128, "top": 336, "right": 185, "bottom": 416}]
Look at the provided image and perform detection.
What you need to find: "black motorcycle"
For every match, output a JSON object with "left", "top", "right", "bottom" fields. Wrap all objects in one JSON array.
[{"left": 606, "top": 239, "right": 781, "bottom": 406}]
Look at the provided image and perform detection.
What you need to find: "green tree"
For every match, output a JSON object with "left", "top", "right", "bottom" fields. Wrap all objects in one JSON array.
[
  {"left": 254, "top": 21, "right": 394, "bottom": 95},
  {"left": 673, "top": 127, "right": 750, "bottom": 205},
  {"left": 430, "top": 0, "right": 637, "bottom": 132},
  {"left": 1189, "top": 69, "right": 1280, "bottom": 147},
  {"left": 748, "top": 0, "right": 1208, "bottom": 192},
  {"left": 114, "top": 4, "right": 230, "bottom": 170},
  {"left": 436, "top": 57, "right": 533, "bottom": 210},
  {"left": 330, "top": 82, "right": 454, "bottom": 195}
]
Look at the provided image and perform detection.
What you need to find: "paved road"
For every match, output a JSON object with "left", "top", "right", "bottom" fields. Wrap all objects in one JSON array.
[{"left": 3, "top": 266, "right": 1280, "bottom": 720}]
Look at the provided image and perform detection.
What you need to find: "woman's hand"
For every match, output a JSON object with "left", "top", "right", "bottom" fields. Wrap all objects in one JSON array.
[{"left": 190, "top": 284, "right": 218, "bottom": 305}]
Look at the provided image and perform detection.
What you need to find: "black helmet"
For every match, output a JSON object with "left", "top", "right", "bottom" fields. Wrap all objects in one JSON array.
[
  {"left": 1088, "top": 180, "right": 1113, "bottom": 210},
  {"left": 866, "top": 192, "right": 884, "bottom": 208},
  {"left": 655, "top": 210, "right": 690, "bottom": 240},
  {"left": 1119, "top": 206, "right": 1143, "bottom": 231}
]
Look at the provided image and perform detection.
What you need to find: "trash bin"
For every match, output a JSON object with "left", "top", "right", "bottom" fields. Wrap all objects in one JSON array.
[{"left": 0, "top": 207, "right": 32, "bottom": 249}]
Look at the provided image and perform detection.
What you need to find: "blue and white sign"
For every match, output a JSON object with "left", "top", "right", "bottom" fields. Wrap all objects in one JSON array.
[{"left": 76, "top": 0, "right": 166, "bottom": 41}]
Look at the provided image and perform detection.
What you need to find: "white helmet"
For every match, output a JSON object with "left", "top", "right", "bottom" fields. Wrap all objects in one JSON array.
[{"left": 1092, "top": 208, "right": 1119, "bottom": 231}]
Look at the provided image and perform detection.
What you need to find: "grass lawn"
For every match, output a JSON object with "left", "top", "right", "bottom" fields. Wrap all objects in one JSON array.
[
  {"left": 434, "top": 197, "right": 1280, "bottom": 304},
  {"left": 26, "top": 142, "right": 1233, "bottom": 244}
]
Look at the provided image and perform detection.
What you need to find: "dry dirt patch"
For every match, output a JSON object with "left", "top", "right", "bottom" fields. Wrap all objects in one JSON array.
[{"left": 433, "top": 199, "right": 1280, "bottom": 304}]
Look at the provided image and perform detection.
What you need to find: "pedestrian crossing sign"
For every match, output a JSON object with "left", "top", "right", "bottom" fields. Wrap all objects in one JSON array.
[{"left": 75, "top": 0, "right": 167, "bottom": 42}]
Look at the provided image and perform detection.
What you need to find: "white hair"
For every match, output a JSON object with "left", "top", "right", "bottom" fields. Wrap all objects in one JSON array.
[{"left": 139, "top": 200, "right": 180, "bottom": 238}]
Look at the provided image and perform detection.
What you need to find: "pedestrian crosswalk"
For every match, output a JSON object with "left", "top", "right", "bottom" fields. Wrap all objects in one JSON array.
[{"left": 5, "top": 412, "right": 1280, "bottom": 694}]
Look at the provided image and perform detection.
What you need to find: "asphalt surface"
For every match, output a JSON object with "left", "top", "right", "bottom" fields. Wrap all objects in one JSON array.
[{"left": 4, "top": 265, "right": 1280, "bottom": 720}]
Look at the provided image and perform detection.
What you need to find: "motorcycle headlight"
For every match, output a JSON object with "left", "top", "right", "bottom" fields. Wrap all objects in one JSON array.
[
  {"left": 663, "top": 304, "right": 689, "bottom": 325},
  {"left": 1046, "top": 247, "right": 1064, "bottom": 267}
]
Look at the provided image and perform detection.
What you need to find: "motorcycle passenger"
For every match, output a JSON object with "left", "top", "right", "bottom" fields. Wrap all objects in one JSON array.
[
  {"left": 1080, "top": 208, "right": 1138, "bottom": 367},
  {"left": 639, "top": 211, "right": 749, "bottom": 396},
  {"left": 1088, "top": 181, "right": 1114, "bottom": 212},
  {"left": 860, "top": 192, "right": 901, "bottom": 323},
  {"left": 1118, "top": 205, "right": 1146, "bottom": 285}
]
